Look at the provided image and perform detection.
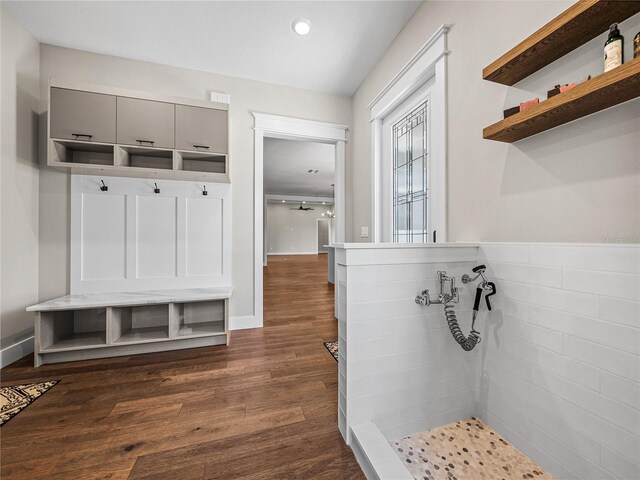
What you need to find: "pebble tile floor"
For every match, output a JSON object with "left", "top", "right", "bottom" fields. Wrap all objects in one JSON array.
[{"left": 392, "top": 418, "right": 553, "bottom": 480}]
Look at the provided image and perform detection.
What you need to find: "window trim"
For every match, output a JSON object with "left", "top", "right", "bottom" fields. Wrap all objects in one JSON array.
[
  {"left": 382, "top": 80, "right": 433, "bottom": 243},
  {"left": 369, "top": 24, "right": 449, "bottom": 243}
]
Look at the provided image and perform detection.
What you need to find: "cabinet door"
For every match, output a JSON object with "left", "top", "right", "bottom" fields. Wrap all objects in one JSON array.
[
  {"left": 50, "top": 88, "right": 116, "bottom": 143},
  {"left": 175, "top": 105, "right": 228, "bottom": 153},
  {"left": 116, "top": 97, "right": 175, "bottom": 149}
]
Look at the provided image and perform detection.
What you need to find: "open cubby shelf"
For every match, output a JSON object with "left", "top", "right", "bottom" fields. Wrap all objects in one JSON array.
[
  {"left": 39, "top": 308, "right": 108, "bottom": 352},
  {"left": 111, "top": 304, "right": 170, "bottom": 344},
  {"left": 119, "top": 145, "right": 174, "bottom": 170},
  {"left": 31, "top": 290, "right": 231, "bottom": 366},
  {"left": 172, "top": 301, "right": 226, "bottom": 338},
  {"left": 483, "top": 0, "right": 640, "bottom": 143},
  {"left": 177, "top": 150, "right": 227, "bottom": 174},
  {"left": 48, "top": 139, "right": 229, "bottom": 181},
  {"left": 50, "top": 139, "right": 115, "bottom": 166}
]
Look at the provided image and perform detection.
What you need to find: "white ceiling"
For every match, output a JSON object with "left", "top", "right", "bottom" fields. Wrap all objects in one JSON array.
[
  {"left": 264, "top": 138, "right": 334, "bottom": 197},
  {"left": 3, "top": 1, "right": 421, "bottom": 95}
]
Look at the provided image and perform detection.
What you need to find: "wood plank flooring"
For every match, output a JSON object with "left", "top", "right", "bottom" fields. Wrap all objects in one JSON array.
[{"left": 1, "top": 254, "right": 364, "bottom": 480}]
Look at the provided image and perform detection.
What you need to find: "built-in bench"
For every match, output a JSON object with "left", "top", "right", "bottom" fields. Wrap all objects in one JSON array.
[{"left": 27, "top": 287, "right": 232, "bottom": 367}]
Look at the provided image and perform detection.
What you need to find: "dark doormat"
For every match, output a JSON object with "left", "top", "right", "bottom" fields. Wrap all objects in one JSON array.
[
  {"left": 324, "top": 341, "right": 338, "bottom": 362},
  {"left": 0, "top": 380, "right": 59, "bottom": 426}
]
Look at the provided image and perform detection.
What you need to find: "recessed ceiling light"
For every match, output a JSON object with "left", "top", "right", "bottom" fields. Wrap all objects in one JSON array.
[
  {"left": 292, "top": 18, "right": 311, "bottom": 36},
  {"left": 282, "top": 200, "right": 286, "bottom": 203}
]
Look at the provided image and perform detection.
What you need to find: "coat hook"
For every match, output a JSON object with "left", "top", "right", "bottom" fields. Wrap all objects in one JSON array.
[
  {"left": 154, "top": 183, "right": 160, "bottom": 194},
  {"left": 100, "top": 180, "right": 108, "bottom": 192},
  {"left": 202, "top": 185, "right": 208, "bottom": 196}
]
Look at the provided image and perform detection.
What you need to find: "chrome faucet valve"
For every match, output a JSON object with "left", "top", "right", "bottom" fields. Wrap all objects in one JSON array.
[
  {"left": 462, "top": 264, "right": 488, "bottom": 285},
  {"left": 415, "top": 289, "right": 431, "bottom": 306}
]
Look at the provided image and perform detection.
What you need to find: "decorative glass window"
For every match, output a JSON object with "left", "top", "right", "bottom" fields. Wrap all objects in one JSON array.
[{"left": 392, "top": 101, "right": 428, "bottom": 243}]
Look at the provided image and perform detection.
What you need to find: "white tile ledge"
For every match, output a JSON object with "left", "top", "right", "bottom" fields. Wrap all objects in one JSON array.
[
  {"left": 480, "top": 242, "right": 639, "bottom": 248},
  {"left": 333, "top": 241, "right": 639, "bottom": 249},
  {"left": 332, "top": 242, "right": 479, "bottom": 249},
  {"left": 351, "top": 422, "right": 413, "bottom": 480},
  {"left": 27, "top": 286, "right": 234, "bottom": 312}
]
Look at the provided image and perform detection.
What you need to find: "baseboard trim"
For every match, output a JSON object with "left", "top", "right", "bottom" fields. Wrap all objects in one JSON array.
[
  {"left": 267, "top": 252, "right": 319, "bottom": 256},
  {"left": 229, "top": 315, "right": 262, "bottom": 330},
  {"left": 1, "top": 336, "right": 34, "bottom": 369}
]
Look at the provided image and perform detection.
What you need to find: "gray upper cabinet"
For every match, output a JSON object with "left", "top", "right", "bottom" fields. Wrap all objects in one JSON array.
[
  {"left": 116, "top": 97, "right": 175, "bottom": 149},
  {"left": 175, "top": 105, "right": 228, "bottom": 154},
  {"left": 50, "top": 88, "right": 117, "bottom": 143}
]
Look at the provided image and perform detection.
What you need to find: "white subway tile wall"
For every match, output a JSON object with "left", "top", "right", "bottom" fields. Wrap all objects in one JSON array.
[
  {"left": 337, "top": 243, "right": 640, "bottom": 480},
  {"left": 479, "top": 243, "right": 640, "bottom": 480},
  {"left": 336, "top": 246, "right": 478, "bottom": 448}
]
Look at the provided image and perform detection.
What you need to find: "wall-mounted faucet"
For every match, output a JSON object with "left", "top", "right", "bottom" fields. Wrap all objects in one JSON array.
[
  {"left": 415, "top": 265, "right": 497, "bottom": 351},
  {"left": 415, "top": 271, "right": 459, "bottom": 306}
]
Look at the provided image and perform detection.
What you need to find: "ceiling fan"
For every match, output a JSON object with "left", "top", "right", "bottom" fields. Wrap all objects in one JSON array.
[{"left": 290, "top": 202, "right": 314, "bottom": 211}]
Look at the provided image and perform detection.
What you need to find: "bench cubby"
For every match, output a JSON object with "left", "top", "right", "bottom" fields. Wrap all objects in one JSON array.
[
  {"left": 29, "top": 287, "right": 232, "bottom": 366},
  {"left": 111, "top": 304, "right": 170, "bottom": 344},
  {"left": 38, "top": 308, "right": 107, "bottom": 352},
  {"left": 170, "top": 301, "right": 226, "bottom": 338}
]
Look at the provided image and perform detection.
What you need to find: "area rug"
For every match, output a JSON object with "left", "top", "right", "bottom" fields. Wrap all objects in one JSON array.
[
  {"left": 391, "top": 417, "right": 552, "bottom": 480},
  {"left": 324, "top": 341, "right": 338, "bottom": 362},
  {"left": 0, "top": 380, "right": 59, "bottom": 426}
]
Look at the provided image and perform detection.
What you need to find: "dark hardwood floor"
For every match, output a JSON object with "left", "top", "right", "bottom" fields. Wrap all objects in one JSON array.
[{"left": 1, "top": 254, "right": 364, "bottom": 479}]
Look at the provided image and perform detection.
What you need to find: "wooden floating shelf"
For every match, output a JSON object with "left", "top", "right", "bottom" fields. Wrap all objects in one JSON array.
[
  {"left": 483, "top": 0, "right": 640, "bottom": 86},
  {"left": 483, "top": 57, "right": 640, "bottom": 143}
]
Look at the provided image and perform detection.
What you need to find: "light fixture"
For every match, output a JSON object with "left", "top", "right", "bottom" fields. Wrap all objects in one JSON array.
[
  {"left": 282, "top": 200, "right": 286, "bottom": 203},
  {"left": 292, "top": 18, "right": 311, "bottom": 36},
  {"left": 322, "top": 202, "right": 325, "bottom": 205}
]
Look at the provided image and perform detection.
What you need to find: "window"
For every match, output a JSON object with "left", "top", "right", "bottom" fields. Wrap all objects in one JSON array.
[
  {"left": 370, "top": 25, "right": 447, "bottom": 243},
  {"left": 392, "top": 101, "right": 428, "bottom": 243}
]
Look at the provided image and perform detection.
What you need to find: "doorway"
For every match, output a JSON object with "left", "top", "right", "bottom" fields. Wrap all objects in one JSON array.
[
  {"left": 253, "top": 113, "right": 347, "bottom": 327},
  {"left": 317, "top": 218, "right": 331, "bottom": 253}
]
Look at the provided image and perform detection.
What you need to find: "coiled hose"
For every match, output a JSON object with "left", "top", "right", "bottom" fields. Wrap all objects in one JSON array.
[{"left": 444, "top": 301, "right": 481, "bottom": 351}]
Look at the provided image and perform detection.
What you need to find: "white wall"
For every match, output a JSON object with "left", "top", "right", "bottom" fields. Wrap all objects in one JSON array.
[
  {"left": 0, "top": 9, "right": 40, "bottom": 357},
  {"left": 350, "top": 1, "right": 640, "bottom": 243},
  {"left": 266, "top": 202, "right": 328, "bottom": 255},
  {"left": 37, "top": 44, "right": 352, "bottom": 319},
  {"left": 337, "top": 242, "right": 640, "bottom": 480}
]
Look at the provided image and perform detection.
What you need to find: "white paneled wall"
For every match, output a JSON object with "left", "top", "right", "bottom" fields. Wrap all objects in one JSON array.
[
  {"left": 71, "top": 175, "right": 231, "bottom": 294},
  {"left": 337, "top": 242, "right": 640, "bottom": 480},
  {"left": 478, "top": 243, "right": 640, "bottom": 480}
]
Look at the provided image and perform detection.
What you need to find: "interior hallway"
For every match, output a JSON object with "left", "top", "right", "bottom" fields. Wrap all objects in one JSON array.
[{"left": 1, "top": 254, "right": 363, "bottom": 479}]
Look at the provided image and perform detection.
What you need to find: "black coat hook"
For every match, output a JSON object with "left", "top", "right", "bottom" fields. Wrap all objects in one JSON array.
[
  {"left": 202, "top": 185, "right": 208, "bottom": 196},
  {"left": 154, "top": 183, "right": 160, "bottom": 194},
  {"left": 100, "top": 180, "right": 108, "bottom": 192}
]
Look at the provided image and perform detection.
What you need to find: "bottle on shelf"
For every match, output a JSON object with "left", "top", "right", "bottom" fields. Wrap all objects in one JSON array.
[
  {"left": 634, "top": 32, "right": 639, "bottom": 59},
  {"left": 604, "top": 23, "right": 624, "bottom": 72}
]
